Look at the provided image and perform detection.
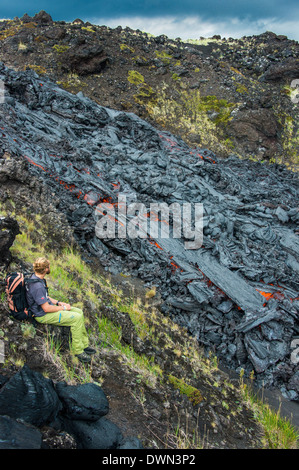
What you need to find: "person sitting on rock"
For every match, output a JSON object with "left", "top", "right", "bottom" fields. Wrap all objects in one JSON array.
[{"left": 26, "top": 257, "right": 96, "bottom": 363}]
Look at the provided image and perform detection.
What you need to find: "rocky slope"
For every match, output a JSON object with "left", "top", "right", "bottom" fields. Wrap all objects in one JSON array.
[
  {"left": 0, "top": 61, "right": 298, "bottom": 399},
  {"left": 0, "top": 10, "right": 298, "bottom": 449},
  {"left": 0, "top": 10, "right": 298, "bottom": 167},
  {"left": 0, "top": 162, "right": 266, "bottom": 449}
]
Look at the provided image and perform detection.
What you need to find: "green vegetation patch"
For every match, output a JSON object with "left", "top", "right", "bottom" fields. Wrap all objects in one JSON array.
[
  {"left": 120, "top": 43, "right": 135, "bottom": 53},
  {"left": 155, "top": 50, "right": 173, "bottom": 65},
  {"left": 142, "top": 82, "right": 237, "bottom": 156},
  {"left": 168, "top": 375, "right": 204, "bottom": 405},
  {"left": 133, "top": 83, "right": 156, "bottom": 105},
  {"left": 0, "top": 26, "right": 19, "bottom": 41},
  {"left": 200, "top": 94, "right": 235, "bottom": 125},
  {"left": 273, "top": 107, "right": 299, "bottom": 169},
  {"left": 127, "top": 70, "right": 145, "bottom": 85},
  {"left": 52, "top": 44, "right": 70, "bottom": 54}
]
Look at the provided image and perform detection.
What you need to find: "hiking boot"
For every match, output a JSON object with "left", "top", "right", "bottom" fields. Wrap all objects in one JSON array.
[
  {"left": 76, "top": 352, "right": 92, "bottom": 363},
  {"left": 84, "top": 347, "right": 97, "bottom": 355}
]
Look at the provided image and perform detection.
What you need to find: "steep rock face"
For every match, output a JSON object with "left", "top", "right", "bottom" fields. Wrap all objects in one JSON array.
[
  {"left": 60, "top": 42, "right": 108, "bottom": 75},
  {"left": 0, "top": 64, "right": 298, "bottom": 400},
  {"left": 260, "top": 58, "right": 299, "bottom": 81},
  {"left": 227, "top": 108, "right": 281, "bottom": 159},
  {"left": 0, "top": 155, "right": 75, "bottom": 252}
]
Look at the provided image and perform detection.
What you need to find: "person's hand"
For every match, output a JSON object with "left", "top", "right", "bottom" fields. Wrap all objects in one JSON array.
[{"left": 59, "top": 302, "right": 71, "bottom": 311}]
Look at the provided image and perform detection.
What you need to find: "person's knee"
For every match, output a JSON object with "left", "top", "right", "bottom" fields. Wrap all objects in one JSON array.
[
  {"left": 71, "top": 311, "right": 85, "bottom": 325},
  {"left": 71, "top": 307, "right": 83, "bottom": 316}
]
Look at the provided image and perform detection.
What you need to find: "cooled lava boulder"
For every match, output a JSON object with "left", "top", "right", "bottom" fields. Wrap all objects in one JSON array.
[
  {"left": 55, "top": 382, "right": 109, "bottom": 421},
  {"left": 0, "top": 415, "right": 42, "bottom": 449},
  {"left": 0, "top": 365, "right": 62, "bottom": 427}
]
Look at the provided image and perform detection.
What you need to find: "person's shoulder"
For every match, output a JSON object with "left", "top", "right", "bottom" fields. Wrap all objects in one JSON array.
[{"left": 28, "top": 275, "right": 45, "bottom": 288}]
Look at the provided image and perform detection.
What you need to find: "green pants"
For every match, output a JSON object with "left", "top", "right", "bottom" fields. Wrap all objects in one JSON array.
[{"left": 35, "top": 307, "right": 89, "bottom": 355}]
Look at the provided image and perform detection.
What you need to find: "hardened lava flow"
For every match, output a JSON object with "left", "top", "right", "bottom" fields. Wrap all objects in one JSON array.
[{"left": 0, "top": 63, "right": 298, "bottom": 400}]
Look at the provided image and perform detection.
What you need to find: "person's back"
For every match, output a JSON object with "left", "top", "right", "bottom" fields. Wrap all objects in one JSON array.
[
  {"left": 26, "top": 273, "right": 51, "bottom": 318},
  {"left": 26, "top": 257, "right": 96, "bottom": 363}
]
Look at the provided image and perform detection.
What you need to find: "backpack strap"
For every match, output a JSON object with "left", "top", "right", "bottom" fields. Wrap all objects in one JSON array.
[{"left": 25, "top": 274, "right": 49, "bottom": 293}]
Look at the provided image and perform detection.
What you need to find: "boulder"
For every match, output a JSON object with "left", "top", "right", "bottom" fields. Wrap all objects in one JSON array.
[
  {"left": 260, "top": 58, "right": 299, "bottom": 81},
  {"left": 44, "top": 27, "right": 66, "bottom": 41},
  {"left": 73, "top": 19, "right": 84, "bottom": 25},
  {"left": 56, "top": 382, "right": 109, "bottom": 421},
  {"left": 63, "top": 416, "right": 124, "bottom": 449},
  {"left": 0, "top": 415, "right": 42, "bottom": 449},
  {"left": 33, "top": 11, "right": 53, "bottom": 25},
  {"left": 61, "top": 43, "right": 108, "bottom": 75},
  {"left": 20, "top": 14, "right": 33, "bottom": 24},
  {"left": 0, "top": 366, "right": 142, "bottom": 449},
  {"left": 0, "top": 365, "right": 62, "bottom": 427}
]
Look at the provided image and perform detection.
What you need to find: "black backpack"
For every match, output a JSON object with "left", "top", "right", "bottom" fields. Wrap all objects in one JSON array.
[{"left": 5, "top": 272, "right": 44, "bottom": 321}]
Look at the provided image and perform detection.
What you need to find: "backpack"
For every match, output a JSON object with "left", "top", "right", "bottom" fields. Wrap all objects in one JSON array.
[{"left": 5, "top": 272, "right": 44, "bottom": 322}]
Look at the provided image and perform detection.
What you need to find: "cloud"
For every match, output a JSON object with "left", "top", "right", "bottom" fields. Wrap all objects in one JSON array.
[
  {"left": 89, "top": 14, "right": 299, "bottom": 41},
  {"left": 1, "top": 0, "right": 299, "bottom": 24},
  {"left": 73, "top": 0, "right": 299, "bottom": 24}
]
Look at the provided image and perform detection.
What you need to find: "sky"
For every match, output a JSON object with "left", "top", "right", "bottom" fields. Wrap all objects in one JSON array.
[{"left": 1, "top": 0, "right": 299, "bottom": 41}]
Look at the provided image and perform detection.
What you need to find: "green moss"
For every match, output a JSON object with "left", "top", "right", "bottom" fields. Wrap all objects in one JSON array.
[
  {"left": 200, "top": 95, "right": 235, "bottom": 125},
  {"left": 171, "top": 73, "right": 181, "bottom": 81},
  {"left": 127, "top": 70, "right": 145, "bottom": 85},
  {"left": 133, "top": 55, "right": 148, "bottom": 65},
  {"left": 273, "top": 109, "right": 299, "bottom": 169},
  {"left": 168, "top": 375, "right": 204, "bottom": 405},
  {"left": 142, "top": 83, "right": 236, "bottom": 156},
  {"left": 155, "top": 50, "right": 173, "bottom": 65},
  {"left": 134, "top": 83, "right": 155, "bottom": 104},
  {"left": 230, "top": 66, "right": 246, "bottom": 77},
  {"left": 57, "top": 73, "right": 87, "bottom": 91},
  {"left": 235, "top": 83, "right": 249, "bottom": 94},
  {"left": 22, "top": 22, "right": 36, "bottom": 29},
  {"left": 52, "top": 44, "right": 69, "bottom": 54},
  {"left": 81, "top": 26, "right": 95, "bottom": 33},
  {"left": 26, "top": 65, "right": 47, "bottom": 75},
  {"left": 0, "top": 26, "right": 19, "bottom": 41},
  {"left": 120, "top": 43, "right": 135, "bottom": 53}
]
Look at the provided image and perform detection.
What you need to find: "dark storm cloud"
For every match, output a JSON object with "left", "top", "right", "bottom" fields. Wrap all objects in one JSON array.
[{"left": 1, "top": 0, "right": 298, "bottom": 22}]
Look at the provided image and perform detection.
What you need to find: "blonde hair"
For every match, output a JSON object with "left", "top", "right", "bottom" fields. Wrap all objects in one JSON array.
[{"left": 33, "top": 257, "right": 50, "bottom": 274}]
